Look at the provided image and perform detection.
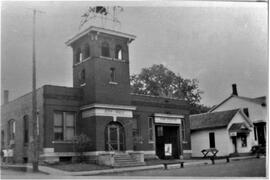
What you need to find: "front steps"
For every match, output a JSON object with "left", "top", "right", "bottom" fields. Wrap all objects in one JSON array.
[{"left": 114, "top": 153, "right": 145, "bottom": 167}]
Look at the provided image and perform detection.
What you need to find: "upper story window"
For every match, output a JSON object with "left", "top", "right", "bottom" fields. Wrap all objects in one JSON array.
[
  {"left": 1, "top": 130, "right": 4, "bottom": 147},
  {"left": 83, "top": 43, "right": 90, "bottom": 59},
  {"left": 115, "top": 45, "right": 123, "bottom": 60},
  {"left": 110, "top": 68, "right": 116, "bottom": 82},
  {"left": 101, "top": 41, "right": 110, "bottom": 57},
  {"left": 8, "top": 119, "right": 15, "bottom": 145},
  {"left": 54, "top": 111, "right": 76, "bottom": 141},
  {"left": 23, "top": 115, "right": 29, "bottom": 144},
  {"left": 76, "top": 48, "right": 83, "bottom": 63},
  {"left": 80, "top": 69, "right": 86, "bottom": 85}
]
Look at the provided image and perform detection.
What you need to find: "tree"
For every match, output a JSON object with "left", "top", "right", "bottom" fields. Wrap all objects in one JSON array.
[
  {"left": 130, "top": 64, "right": 210, "bottom": 114},
  {"left": 73, "top": 133, "right": 92, "bottom": 162}
]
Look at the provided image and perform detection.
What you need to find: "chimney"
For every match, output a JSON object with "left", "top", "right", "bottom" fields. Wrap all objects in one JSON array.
[
  {"left": 3, "top": 90, "right": 9, "bottom": 104},
  {"left": 232, "top": 84, "right": 238, "bottom": 96}
]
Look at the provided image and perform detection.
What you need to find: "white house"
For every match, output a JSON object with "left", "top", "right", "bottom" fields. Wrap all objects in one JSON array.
[
  {"left": 190, "top": 109, "right": 255, "bottom": 157},
  {"left": 209, "top": 84, "right": 266, "bottom": 147}
]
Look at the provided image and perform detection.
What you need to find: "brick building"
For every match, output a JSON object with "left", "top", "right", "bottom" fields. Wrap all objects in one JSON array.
[{"left": 1, "top": 26, "right": 191, "bottom": 166}]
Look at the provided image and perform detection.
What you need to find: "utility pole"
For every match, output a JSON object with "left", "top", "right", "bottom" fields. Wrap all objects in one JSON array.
[{"left": 31, "top": 8, "right": 45, "bottom": 172}]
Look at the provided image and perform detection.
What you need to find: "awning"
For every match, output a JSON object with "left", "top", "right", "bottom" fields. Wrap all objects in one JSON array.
[{"left": 229, "top": 123, "right": 250, "bottom": 135}]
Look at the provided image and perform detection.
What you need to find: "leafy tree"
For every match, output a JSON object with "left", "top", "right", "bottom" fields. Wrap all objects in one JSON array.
[
  {"left": 73, "top": 133, "right": 92, "bottom": 162},
  {"left": 130, "top": 64, "right": 210, "bottom": 114}
]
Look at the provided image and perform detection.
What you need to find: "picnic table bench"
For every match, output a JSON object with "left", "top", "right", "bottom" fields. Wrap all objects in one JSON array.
[
  {"left": 163, "top": 161, "right": 184, "bottom": 170},
  {"left": 201, "top": 148, "right": 230, "bottom": 164}
]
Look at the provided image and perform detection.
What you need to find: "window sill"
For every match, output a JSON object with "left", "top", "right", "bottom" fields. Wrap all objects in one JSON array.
[
  {"left": 109, "top": 81, "right": 118, "bottom": 85},
  {"left": 80, "top": 83, "right": 86, "bottom": 87},
  {"left": 52, "top": 141, "right": 74, "bottom": 144},
  {"left": 100, "top": 56, "right": 113, "bottom": 60},
  {"left": 148, "top": 141, "right": 154, "bottom": 144}
]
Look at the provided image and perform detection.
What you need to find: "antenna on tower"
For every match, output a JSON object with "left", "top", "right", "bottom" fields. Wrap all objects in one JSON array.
[{"left": 79, "top": 6, "right": 123, "bottom": 30}]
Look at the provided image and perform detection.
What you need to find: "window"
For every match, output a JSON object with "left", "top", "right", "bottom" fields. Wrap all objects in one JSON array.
[
  {"left": 209, "top": 132, "right": 215, "bottom": 148},
  {"left": 23, "top": 115, "right": 29, "bottom": 144},
  {"left": 181, "top": 119, "right": 186, "bottom": 142},
  {"left": 115, "top": 45, "right": 123, "bottom": 60},
  {"left": 148, "top": 117, "right": 154, "bottom": 142},
  {"left": 83, "top": 43, "right": 90, "bottom": 59},
  {"left": 54, "top": 111, "right": 76, "bottom": 141},
  {"left": 80, "top": 69, "right": 86, "bottom": 84},
  {"left": 157, "top": 126, "right": 163, "bottom": 137},
  {"left": 1, "top": 130, "right": 4, "bottom": 147},
  {"left": 110, "top": 68, "right": 116, "bottom": 82},
  {"left": 241, "top": 136, "right": 247, "bottom": 147},
  {"left": 243, "top": 108, "right": 249, "bottom": 117},
  {"left": 76, "top": 48, "right": 82, "bottom": 63},
  {"left": 8, "top": 120, "right": 15, "bottom": 144},
  {"left": 101, "top": 41, "right": 110, "bottom": 57}
]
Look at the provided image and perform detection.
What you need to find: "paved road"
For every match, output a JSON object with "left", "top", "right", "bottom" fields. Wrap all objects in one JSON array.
[
  {"left": 102, "top": 158, "right": 266, "bottom": 177},
  {"left": 1, "top": 158, "right": 266, "bottom": 178}
]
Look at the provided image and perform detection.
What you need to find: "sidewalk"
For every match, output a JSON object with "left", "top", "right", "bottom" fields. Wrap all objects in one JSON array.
[{"left": 1, "top": 155, "right": 260, "bottom": 176}]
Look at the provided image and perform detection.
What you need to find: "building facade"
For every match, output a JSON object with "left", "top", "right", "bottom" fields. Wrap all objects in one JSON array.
[{"left": 1, "top": 26, "right": 191, "bottom": 165}]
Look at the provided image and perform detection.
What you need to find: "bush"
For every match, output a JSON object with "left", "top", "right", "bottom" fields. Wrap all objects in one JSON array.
[{"left": 73, "top": 134, "right": 92, "bottom": 162}]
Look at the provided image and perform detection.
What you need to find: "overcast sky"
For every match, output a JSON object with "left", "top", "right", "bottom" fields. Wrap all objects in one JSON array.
[{"left": 1, "top": 1, "right": 268, "bottom": 106}]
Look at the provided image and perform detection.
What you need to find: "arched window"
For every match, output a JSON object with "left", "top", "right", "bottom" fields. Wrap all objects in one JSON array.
[
  {"left": 23, "top": 115, "right": 29, "bottom": 144},
  {"left": 115, "top": 45, "right": 123, "bottom": 60},
  {"left": 76, "top": 48, "right": 82, "bottom": 63},
  {"left": 101, "top": 41, "right": 110, "bottom": 57},
  {"left": 8, "top": 120, "right": 15, "bottom": 145},
  {"left": 83, "top": 43, "right": 90, "bottom": 59}
]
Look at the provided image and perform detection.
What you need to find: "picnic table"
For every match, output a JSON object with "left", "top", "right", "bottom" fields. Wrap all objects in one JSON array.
[{"left": 201, "top": 148, "right": 219, "bottom": 164}]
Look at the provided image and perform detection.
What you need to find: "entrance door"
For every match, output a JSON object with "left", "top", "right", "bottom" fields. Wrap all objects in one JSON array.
[
  {"left": 257, "top": 123, "right": 266, "bottom": 147},
  {"left": 106, "top": 122, "right": 125, "bottom": 151},
  {"left": 155, "top": 125, "right": 179, "bottom": 159}
]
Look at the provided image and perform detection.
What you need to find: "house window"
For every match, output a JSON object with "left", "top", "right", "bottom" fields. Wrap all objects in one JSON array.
[
  {"left": 54, "top": 111, "right": 76, "bottom": 141},
  {"left": 101, "top": 41, "right": 110, "bottom": 57},
  {"left": 148, "top": 117, "right": 154, "bottom": 142},
  {"left": 157, "top": 126, "right": 163, "bottom": 137},
  {"left": 181, "top": 119, "right": 186, "bottom": 142},
  {"left": 83, "top": 43, "right": 90, "bottom": 59},
  {"left": 110, "top": 68, "right": 116, "bottom": 82},
  {"left": 1, "top": 130, "right": 4, "bottom": 147},
  {"left": 8, "top": 120, "right": 15, "bottom": 145},
  {"left": 241, "top": 136, "right": 247, "bottom": 147},
  {"left": 243, "top": 108, "right": 249, "bottom": 117},
  {"left": 23, "top": 115, "right": 29, "bottom": 144},
  {"left": 115, "top": 45, "right": 123, "bottom": 60},
  {"left": 209, "top": 132, "right": 215, "bottom": 148}
]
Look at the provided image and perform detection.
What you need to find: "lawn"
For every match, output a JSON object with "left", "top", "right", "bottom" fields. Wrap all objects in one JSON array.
[{"left": 48, "top": 162, "right": 112, "bottom": 172}]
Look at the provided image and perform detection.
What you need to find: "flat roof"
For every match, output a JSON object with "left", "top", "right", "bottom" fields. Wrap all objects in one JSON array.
[{"left": 65, "top": 26, "right": 136, "bottom": 46}]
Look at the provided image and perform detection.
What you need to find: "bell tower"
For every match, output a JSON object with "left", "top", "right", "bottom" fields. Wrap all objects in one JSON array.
[{"left": 66, "top": 26, "right": 136, "bottom": 106}]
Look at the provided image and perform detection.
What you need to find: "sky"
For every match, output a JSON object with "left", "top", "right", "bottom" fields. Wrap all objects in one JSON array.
[{"left": 1, "top": 1, "right": 268, "bottom": 107}]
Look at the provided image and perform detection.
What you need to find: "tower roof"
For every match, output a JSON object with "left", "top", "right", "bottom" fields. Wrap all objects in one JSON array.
[{"left": 65, "top": 26, "right": 136, "bottom": 46}]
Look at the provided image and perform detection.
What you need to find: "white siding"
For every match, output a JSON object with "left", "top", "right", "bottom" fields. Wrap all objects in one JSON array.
[
  {"left": 213, "top": 97, "right": 267, "bottom": 123},
  {"left": 191, "top": 128, "right": 230, "bottom": 157}
]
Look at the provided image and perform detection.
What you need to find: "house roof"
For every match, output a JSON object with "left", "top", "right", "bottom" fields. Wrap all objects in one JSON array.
[
  {"left": 190, "top": 109, "right": 239, "bottom": 131},
  {"left": 209, "top": 95, "right": 266, "bottom": 112}
]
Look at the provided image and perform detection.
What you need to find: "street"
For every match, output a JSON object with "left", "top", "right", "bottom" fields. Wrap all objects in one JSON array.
[
  {"left": 1, "top": 158, "right": 266, "bottom": 178},
  {"left": 102, "top": 158, "right": 266, "bottom": 177}
]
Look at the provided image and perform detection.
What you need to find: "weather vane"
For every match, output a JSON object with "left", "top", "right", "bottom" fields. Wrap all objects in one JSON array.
[{"left": 79, "top": 6, "right": 124, "bottom": 30}]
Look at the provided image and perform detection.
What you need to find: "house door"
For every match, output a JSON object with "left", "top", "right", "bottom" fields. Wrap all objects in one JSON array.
[
  {"left": 105, "top": 122, "right": 125, "bottom": 151},
  {"left": 257, "top": 123, "right": 266, "bottom": 147}
]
